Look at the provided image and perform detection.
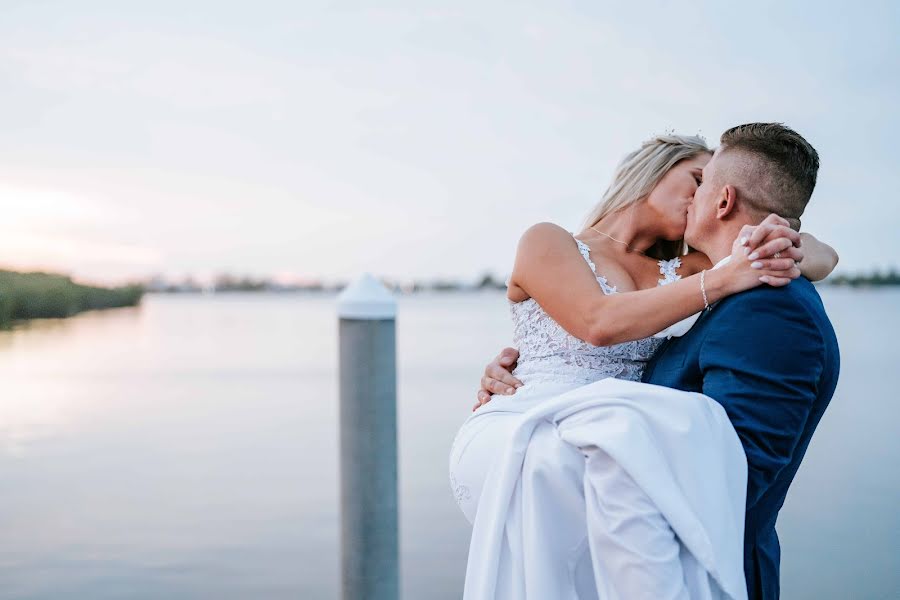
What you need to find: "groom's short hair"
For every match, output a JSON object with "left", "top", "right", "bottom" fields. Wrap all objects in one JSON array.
[{"left": 718, "top": 123, "right": 819, "bottom": 230}]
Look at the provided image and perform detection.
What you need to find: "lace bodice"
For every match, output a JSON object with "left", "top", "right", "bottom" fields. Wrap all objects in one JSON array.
[{"left": 508, "top": 238, "right": 682, "bottom": 387}]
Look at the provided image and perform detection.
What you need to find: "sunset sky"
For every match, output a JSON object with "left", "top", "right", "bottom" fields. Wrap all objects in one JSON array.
[{"left": 1, "top": 1, "right": 897, "bottom": 284}]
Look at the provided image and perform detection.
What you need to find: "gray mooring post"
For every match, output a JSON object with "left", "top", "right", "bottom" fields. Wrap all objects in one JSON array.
[{"left": 336, "top": 274, "right": 399, "bottom": 600}]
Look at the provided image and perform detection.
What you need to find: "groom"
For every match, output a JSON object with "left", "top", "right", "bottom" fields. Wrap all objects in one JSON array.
[{"left": 476, "top": 123, "right": 840, "bottom": 600}]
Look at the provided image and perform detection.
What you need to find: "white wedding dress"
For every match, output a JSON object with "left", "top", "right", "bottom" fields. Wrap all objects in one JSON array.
[{"left": 449, "top": 238, "right": 748, "bottom": 600}]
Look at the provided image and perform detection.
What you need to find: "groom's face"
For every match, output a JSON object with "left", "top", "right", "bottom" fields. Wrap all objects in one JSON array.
[{"left": 684, "top": 148, "right": 725, "bottom": 248}]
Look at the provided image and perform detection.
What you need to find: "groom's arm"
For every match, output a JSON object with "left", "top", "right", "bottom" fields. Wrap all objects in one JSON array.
[
  {"left": 474, "top": 348, "right": 522, "bottom": 410},
  {"left": 698, "top": 286, "right": 826, "bottom": 510}
]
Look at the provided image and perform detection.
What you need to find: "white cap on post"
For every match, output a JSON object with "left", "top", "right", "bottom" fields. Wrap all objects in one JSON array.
[{"left": 337, "top": 273, "right": 397, "bottom": 320}]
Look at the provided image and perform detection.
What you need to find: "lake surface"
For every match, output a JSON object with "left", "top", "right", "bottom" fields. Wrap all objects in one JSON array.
[{"left": 0, "top": 289, "right": 897, "bottom": 599}]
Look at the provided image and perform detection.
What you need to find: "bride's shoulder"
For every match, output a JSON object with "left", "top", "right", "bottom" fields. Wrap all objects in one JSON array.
[
  {"left": 509, "top": 222, "right": 585, "bottom": 300},
  {"left": 678, "top": 251, "right": 713, "bottom": 276},
  {"left": 517, "top": 222, "right": 578, "bottom": 251},
  {"left": 521, "top": 221, "right": 570, "bottom": 239}
]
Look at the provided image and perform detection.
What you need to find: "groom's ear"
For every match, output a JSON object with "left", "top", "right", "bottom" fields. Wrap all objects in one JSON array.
[{"left": 714, "top": 185, "right": 738, "bottom": 220}]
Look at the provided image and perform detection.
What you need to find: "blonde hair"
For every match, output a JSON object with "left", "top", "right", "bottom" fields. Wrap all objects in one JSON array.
[{"left": 582, "top": 133, "right": 710, "bottom": 259}]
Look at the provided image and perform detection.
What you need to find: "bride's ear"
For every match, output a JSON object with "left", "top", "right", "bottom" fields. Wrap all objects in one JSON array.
[{"left": 715, "top": 185, "right": 737, "bottom": 220}]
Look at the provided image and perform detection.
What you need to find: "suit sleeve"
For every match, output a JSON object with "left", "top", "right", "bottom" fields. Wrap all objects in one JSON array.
[{"left": 698, "top": 288, "right": 825, "bottom": 510}]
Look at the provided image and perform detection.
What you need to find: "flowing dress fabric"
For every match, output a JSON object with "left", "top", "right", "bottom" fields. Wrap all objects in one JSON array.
[{"left": 449, "top": 240, "right": 748, "bottom": 600}]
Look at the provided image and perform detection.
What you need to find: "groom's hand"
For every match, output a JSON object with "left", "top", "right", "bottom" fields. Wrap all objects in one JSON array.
[{"left": 473, "top": 348, "right": 522, "bottom": 411}]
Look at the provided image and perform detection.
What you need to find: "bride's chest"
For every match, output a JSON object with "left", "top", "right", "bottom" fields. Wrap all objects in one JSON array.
[{"left": 588, "top": 251, "right": 662, "bottom": 292}]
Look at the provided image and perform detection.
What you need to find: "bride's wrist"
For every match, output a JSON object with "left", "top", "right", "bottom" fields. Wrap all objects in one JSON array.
[{"left": 702, "top": 267, "right": 731, "bottom": 304}]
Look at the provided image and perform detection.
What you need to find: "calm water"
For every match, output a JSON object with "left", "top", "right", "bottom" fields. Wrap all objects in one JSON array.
[{"left": 0, "top": 290, "right": 897, "bottom": 599}]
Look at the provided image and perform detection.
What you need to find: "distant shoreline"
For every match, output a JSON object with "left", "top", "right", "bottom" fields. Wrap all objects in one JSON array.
[
  {"left": 143, "top": 271, "right": 900, "bottom": 296},
  {"left": 825, "top": 273, "right": 900, "bottom": 287},
  {"left": 143, "top": 280, "right": 900, "bottom": 297},
  {"left": 0, "top": 271, "right": 144, "bottom": 328},
  {"left": 2, "top": 270, "right": 895, "bottom": 325}
]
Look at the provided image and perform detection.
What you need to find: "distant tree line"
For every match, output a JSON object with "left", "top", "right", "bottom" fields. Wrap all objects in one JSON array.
[
  {"left": 827, "top": 269, "right": 900, "bottom": 287},
  {"left": 0, "top": 270, "right": 144, "bottom": 328},
  {"left": 146, "top": 272, "right": 511, "bottom": 294}
]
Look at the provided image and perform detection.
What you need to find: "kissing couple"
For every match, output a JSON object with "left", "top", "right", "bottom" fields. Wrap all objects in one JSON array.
[{"left": 449, "top": 123, "right": 840, "bottom": 599}]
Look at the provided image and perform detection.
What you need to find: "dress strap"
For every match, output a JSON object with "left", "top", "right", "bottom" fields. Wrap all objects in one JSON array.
[
  {"left": 574, "top": 236, "right": 618, "bottom": 295},
  {"left": 574, "top": 238, "right": 599, "bottom": 275},
  {"left": 657, "top": 257, "right": 683, "bottom": 286}
]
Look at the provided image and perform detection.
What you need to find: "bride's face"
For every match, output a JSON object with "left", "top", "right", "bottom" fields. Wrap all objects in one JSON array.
[{"left": 644, "top": 153, "right": 711, "bottom": 240}]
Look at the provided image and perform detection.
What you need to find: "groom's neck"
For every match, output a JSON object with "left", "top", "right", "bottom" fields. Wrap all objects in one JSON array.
[
  {"left": 704, "top": 240, "right": 733, "bottom": 265},
  {"left": 701, "top": 224, "right": 745, "bottom": 265}
]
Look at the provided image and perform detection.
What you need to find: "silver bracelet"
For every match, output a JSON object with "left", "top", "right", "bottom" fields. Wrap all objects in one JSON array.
[{"left": 700, "top": 269, "right": 710, "bottom": 310}]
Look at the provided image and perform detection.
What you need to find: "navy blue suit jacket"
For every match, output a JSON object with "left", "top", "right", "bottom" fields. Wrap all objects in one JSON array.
[{"left": 643, "top": 277, "right": 839, "bottom": 600}]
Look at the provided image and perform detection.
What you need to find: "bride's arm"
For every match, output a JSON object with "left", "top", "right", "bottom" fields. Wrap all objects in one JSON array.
[
  {"left": 742, "top": 227, "right": 838, "bottom": 282},
  {"left": 797, "top": 233, "right": 838, "bottom": 281},
  {"left": 681, "top": 232, "right": 838, "bottom": 282},
  {"left": 510, "top": 222, "right": 800, "bottom": 347}
]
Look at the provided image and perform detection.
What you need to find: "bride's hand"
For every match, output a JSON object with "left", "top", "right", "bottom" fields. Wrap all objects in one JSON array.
[
  {"left": 740, "top": 213, "right": 805, "bottom": 273},
  {"left": 718, "top": 215, "right": 803, "bottom": 291}
]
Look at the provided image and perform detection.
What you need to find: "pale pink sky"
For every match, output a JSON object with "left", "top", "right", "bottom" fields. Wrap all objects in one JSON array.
[{"left": 1, "top": 1, "right": 897, "bottom": 285}]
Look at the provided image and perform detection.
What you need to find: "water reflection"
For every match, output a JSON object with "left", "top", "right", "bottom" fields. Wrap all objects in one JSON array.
[{"left": 0, "top": 291, "right": 896, "bottom": 599}]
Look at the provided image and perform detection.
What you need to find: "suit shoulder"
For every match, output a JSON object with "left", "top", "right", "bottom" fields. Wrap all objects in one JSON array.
[
  {"left": 718, "top": 278, "right": 817, "bottom": 311},
  {"left": 712, "top": 278, "right": 833, "bottom": 340}
]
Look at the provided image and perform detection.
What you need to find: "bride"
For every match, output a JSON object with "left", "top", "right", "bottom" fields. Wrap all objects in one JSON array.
[{"left": 448, "top": 133, "right": 838, "bottom": 599}]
